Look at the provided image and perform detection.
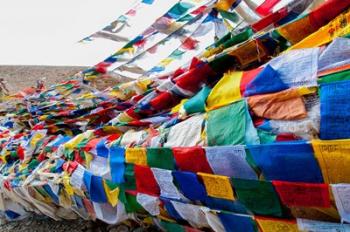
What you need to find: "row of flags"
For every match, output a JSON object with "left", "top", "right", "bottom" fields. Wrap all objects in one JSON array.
[{"left": 0, "top": 0, "right": 350, "bottom": 231}]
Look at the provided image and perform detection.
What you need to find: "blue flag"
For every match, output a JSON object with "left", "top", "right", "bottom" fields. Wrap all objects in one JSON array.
[
  {"left": 248, "top": 142, "right": 323, "bottom": 183},
  {"left": 320, "top": 80, "right": 350, "bottom": 139},
  {"left": 109, "top": 145, "right": 125, "bottom": 184},
  {"left": 83, "top": 171, "right": 107, "bottom": 203},
  {"left": 244, "top": 65, "right": 288, "bottom": 97},
  {"left": 218, "top": 212, "right": 256, "bottom": 232},
  {"left": 172, "top": 171, "right": 207, "bottom": 201}
]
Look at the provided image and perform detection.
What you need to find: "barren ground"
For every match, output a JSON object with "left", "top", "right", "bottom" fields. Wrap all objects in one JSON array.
[{"left": 0, "top": 65, "right": 86, "bottom": 93}]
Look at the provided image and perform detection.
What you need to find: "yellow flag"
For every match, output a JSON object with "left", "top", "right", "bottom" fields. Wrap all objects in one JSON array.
[
  {"left": 84, "top": 151, "right": 93, "bottom": 168},
  {"left": 125, "top": 148, "right": 147, "bottom": 166},
  {"left": 202, "top": 46, "right": 223, "bottom": 59},
  {"left": 62, "top": 174, "right": 74, "bottom": 196},
  {"left": 206, "top": 71, "right": 242, "bottom": 111},
  {"left": 312, "top": 139, "right": 350, "bottom": 183},
  {"left": 290, "top": 10, "right": 350, "bottom": 50},
  {"left": 64, "top": 131, "right": 93, "bottom": 150},
  {"left": 160, "top": 58, "right": 173, "bottom": 66},
  {"left": 116, "top": 47, "right": 135, "bottom": 55},
  {"left": 277, "top": 15, "right": 315, "bottom": 45},
  {"left": 171, "top": 99, "right": 188, "bottom": 114},
  {"left": 256, "top": 218, "right": 299, "bottom": 232},
  {"left": 30, "top": 132, "right": 44, "bottom": 148},
  {"left": 60, "top": 187, "right": 73, "bottom": 208},
  {"left": 135, "top": 79, "right": 152, "bottom": 93},
  {"left": 198, "top": 173, "right": 235, "bottom": 200},
  {"left": 216, "top": 0, "right": 236, "bottom": 11},
  {"left": 103, "top": 180, "right": 119, "bottom": 207}
]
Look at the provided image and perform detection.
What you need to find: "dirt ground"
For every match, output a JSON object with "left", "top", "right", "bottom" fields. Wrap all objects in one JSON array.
[{"left": 0, "top": 65, "right": 87, "bottom": 93}]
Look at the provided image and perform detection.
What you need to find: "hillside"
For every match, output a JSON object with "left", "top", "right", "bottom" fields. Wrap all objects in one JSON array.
[{"left": 0, "top": 66, "right": 87, "bottom": 93}]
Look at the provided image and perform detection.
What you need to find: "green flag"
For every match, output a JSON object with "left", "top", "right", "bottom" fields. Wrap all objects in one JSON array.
[
  {"left": 147, "top": 147, "right": 175, "bottom": 170},
  {"left": 207, "top": 100, "right": 246, "bottom": 146},
  {"left": 232, "top": 178, "right": 284, "bottom": 217}
]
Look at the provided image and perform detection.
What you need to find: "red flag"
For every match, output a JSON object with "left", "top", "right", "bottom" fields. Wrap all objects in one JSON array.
[
  {"left": 252, "top": 8, "right": 288, "bottom": 32},
  {"left": 173, "top": 147, "right": 213, "bottom": 173},
  {"left": 150, "top": 91, "right": 179, "bottom": 111},
  {"left": 134, "top": 165, "right": 160, "bottom": 196},
  {"left": 255, "top": 0, "right": 281, "bottom": 16},
  {"left": 309, "top": 0, "right": 350, "bottom": 28},
  {"left": 240, "top": 67, "right": 263, "bottom": 95},
  {"left": 272, "top": 181, "right": 331, "bottom": 208}
]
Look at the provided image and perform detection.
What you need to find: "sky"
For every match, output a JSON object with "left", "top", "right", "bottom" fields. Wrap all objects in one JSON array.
[
  {"left": 0, "top": 0, "right": 269, "bottom": 67},
  {"left": 0, "top": 0, "right": 134, "bottom": 66}
]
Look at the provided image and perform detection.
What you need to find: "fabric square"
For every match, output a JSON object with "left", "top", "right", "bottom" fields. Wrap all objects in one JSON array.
[
  {"left": 147, "top": 147, "right": 175, "bottom": 170},
  {"left": 198, "top": 173, "right": 235, "bottom": 200},
  {"left": 256, "top": 217, "right": 298, "bottom": 232},
  {"left": 173, "top": 147, "right": 213, "bottom": 173},
  {"left": 207, "top": 100, "right": 246, "bottom": 146},
  {"left": 247, "top": 88, "right": 307, "bottom": 120},
  {"left": 103, "top": 180, "right": 119, "bottom": 207},
  {"left": 172, "top": 171, "right": 207, "bottom": 201},
  {"left": 320, "top": 81, "right": 350, "bottom": 139},
  {"left": 134, "top": 165, "right": 160, "bottom": 196},
  {"left": 205, "top": 146, "right": 257, "bottom": 179},
  {"left": 109, "top": 145, "right": 125, "bottom": 184},
  {"left": 123, "top": 164, "right": 136, "bottom": 190},
  {"left": 331, "top": 184, "right": 350, "bottom": 223},
  {"left": 272, "top": 181, "right": 331, "bottom": 208},
  {"left": 125, "top": 147, "right": 147, "bottom": 165},
  {"left": 83, "top": 171, "right": 107, "bottom": 203},
  {"left": 165, "top": 114, "right": 204, "bottom": 147},
  {"left": 183, "top": 86, "right": 211, "bottom": 114},
  {"left": 206, "top": 71, "right": 243, "bottom": 110},
  {"left": 136, "top": 193, "right": 160, "bottom": 216},
  {"left": 244, "top": 64, "right": 288, "bottom": 97},
  {"left": 248, "top": 142, "right": 323, "bottom": 183},
  {"left": 171, "top": 201, "right": 210, "bottom": 228},
  {"left": 96, "top": 138, "right": 109, "bottom": 158},
  {"left": 151, "top": 168, "right": 186, "bottom": 200},
  {"left": 312, "top": 139, "right": 350, "bottom": 183},
  {"left": 218, "top": 212, "right": 256, "bottom": 232},
  {"left": 232, "top": 178, "right": 283, "bottom": 217}
]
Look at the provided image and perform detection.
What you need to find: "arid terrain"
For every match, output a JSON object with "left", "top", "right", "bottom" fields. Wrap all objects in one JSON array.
[{"left": 0, "top": 65, "right": 87, "bottom": 93}]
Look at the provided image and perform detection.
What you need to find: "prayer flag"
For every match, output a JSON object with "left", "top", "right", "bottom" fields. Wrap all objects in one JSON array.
[
  {"left": 232, "top": 178, "right": 283, "bottom": 217},
  {"left": 218, "top": 212, "right": 256, "bottom": 232},
  {"left": 205, "top": 146, "right": 257, "bottom": 179},
  {"left": 125, "top": 147, "right": 147, "bottom": 166},
  {"left": 109, "top": 145, "right": 125, "bottom": 184},
  {"left": 207, "top": 100, "right": 246, "bottom": 146},
  {"left": 134, "top": 165, "right": 160, "bottom": 196},
  {"left": 147, "top": 147, "right": 175, "bottom": 170},
  {"left": 172, "top": 171, "right": 207, "bottom": 201},
  {"left": 173, "top": 147, "right": 213, "bottom": 173},
  {"left": 248, "top": 142, "right": 323, "bottom": 183},
  {"left": 273, "top": 181, "right": 331, "bottom": 208},
  {"left": 256, "top": 217, "right": 298, "bottom": 232},
  {"left": 312, "top": 139, "right": 350, "bottom": 183},
  {"left": 198, "top": 173, "right": 235, "bottom": 200},
  {"left": 206, "top": 71, "right": 243, "bottom": 110},
  {"left": 320, "top": 81, "right": 350, "bottom": 139}
]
